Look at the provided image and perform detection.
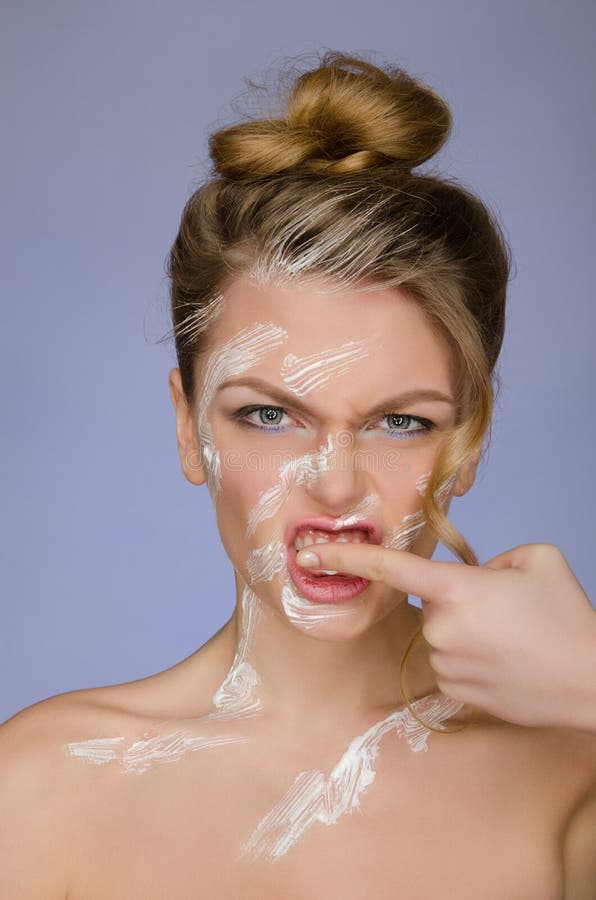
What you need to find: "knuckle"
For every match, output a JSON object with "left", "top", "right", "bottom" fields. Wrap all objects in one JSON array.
[
  {"left": 367, "top": 548, "right": 387, "bottom": 582},
  {"left": 526, "top": 542, "right": 562, "bottom": 561}
]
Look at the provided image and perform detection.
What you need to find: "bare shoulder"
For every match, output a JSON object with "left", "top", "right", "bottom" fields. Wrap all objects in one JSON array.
[
  {"left": 0, "top": 694, "right": 92, "bottom": 899},
  {"left": 0, "top": 690, "right": 158, "bottom": 900}
]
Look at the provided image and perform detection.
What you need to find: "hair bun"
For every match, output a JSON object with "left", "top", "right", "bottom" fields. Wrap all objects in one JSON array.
[{"left": 209, "top": 51, "right": 452, "bottom": 180}]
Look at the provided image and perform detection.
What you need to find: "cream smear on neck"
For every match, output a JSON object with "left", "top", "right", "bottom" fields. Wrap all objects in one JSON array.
[{"left": 65, "top": 586, "right": 264, "bottom": 772}]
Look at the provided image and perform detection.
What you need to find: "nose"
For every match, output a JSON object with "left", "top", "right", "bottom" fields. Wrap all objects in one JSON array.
[{"left": 302, "top": 432, "right": 368, "bottom": 514}]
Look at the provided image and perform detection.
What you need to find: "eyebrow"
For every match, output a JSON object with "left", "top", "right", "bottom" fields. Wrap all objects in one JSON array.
[{"left": 216, "top": 376, "right": 456, "bottom": 419}]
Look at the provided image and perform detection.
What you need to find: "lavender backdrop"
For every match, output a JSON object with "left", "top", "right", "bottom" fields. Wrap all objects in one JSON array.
[{"left": 2, "top": 0, "right": 594, "bottom": 722}]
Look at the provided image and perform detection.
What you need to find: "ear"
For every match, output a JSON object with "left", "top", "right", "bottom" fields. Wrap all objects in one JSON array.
[
  {"left": 452, "top": 447, "right": 482, "bottom": 497},
  {"left": 168, "top": 368, "right": 206, "bottom": 487}
]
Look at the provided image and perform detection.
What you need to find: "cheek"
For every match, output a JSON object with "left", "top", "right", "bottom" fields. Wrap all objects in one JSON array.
[{"left": 211, "top": 456, "right": 287, "bottom": 568}]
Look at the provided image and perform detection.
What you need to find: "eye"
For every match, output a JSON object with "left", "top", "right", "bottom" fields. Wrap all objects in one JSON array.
[
  {"left": 232, "top": 405, "right": 298, "bottom": 433},
  {"left": 375, "top": 413, "right": 435, "bottom": 439}
]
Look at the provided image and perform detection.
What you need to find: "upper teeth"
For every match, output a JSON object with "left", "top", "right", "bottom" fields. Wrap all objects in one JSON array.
[{"left": 293, "top": 528, "right": 370, "bottom": 551}]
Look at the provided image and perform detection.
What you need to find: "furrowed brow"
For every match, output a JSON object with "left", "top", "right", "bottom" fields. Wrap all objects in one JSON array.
[{"left": 216, "top": 376, "right": 455, "bottom": 419}]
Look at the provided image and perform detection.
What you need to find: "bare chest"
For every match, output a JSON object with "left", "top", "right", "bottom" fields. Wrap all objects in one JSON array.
[{"left": 68, "top": 725, "right": 573, "bottom": 900}]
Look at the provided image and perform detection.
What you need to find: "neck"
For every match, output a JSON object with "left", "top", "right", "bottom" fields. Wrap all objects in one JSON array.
[{"left": 215, "top": 571, "right": 438, "bottom": 735}]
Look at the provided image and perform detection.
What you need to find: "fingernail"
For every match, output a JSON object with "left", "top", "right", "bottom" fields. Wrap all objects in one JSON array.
[{"left": 296, "top": 549, "right": 320, "bottom": 568}]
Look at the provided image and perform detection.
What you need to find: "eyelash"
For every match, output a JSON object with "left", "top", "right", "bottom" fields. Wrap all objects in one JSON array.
[{"left": 230, "top": 405, "right": 435, "bottom": 440}]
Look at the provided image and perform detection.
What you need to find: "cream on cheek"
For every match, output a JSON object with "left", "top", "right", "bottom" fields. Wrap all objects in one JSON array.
[
  {"left": 244, "top": 435, "right": 372, "bottom": 631},
  {"left": 383, "top": 470, "right": 457, "bottom": 551},
  {"left": 246, "top": 433, "right": 336, "bottom": 538}
]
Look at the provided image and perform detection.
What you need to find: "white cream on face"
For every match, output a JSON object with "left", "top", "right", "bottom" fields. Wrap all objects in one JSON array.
[
  {"left": 280, "top": 575, "right": 366, "bottom": 631},
  {"left": 249, "top": 495, "right": 381, "bottom": 630},
  {"left": 197, "top": 321, "right": 288, "bottom": 495},
  {"left": 238, "top": 691, "right": 464, "bottom": 862},
  {"left": 246, "top": 434, "right": 337, "bottom": 538},
  {"left": 280, "top": 338, "right": 373, "bottom": 397},
  {"left": 384, "top": 470, "right": 457, "bottom": 551},
  {"left": 247, "top": 540, "right": 287, "bottom": 584},
  {"left": 327, "top": 493, "right": 378, "bottom": 529}
]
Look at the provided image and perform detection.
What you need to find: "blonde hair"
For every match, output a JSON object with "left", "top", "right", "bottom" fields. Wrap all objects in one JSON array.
[{"left": 165, "top": 50, "right": 512, "bottom": 734}]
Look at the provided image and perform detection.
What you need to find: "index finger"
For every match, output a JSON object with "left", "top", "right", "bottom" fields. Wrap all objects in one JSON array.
[{"left": 295, "top": 541, "right": 473, "bottom": 602}]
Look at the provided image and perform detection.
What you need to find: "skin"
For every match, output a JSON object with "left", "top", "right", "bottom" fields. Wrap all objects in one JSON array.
[
  {"left": 169, "top": 273, "right": 480, "bottom": 733},
  {"left": 296, "top": 540, "right": 596, "bottom": 733},
  {"left": 1, "top": 273, "right": 595, "bottom": 899}
]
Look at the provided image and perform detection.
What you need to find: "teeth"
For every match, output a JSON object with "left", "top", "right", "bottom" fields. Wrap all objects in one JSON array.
[
  {"left": 320, "top": 569, "right": 339, "bottom": 575},
  {"left": 292, "top": 527, "right": 370, "bottom": 553}
]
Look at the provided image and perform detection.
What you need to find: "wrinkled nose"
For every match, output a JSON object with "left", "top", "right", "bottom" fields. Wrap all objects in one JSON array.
[{"left": 302, "top": 432, "right": 368, "bottom": 515}]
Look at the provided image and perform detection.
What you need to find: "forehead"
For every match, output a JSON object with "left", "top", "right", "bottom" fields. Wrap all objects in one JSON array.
[{"left": 197, "top": 274, "right": 454, "bottom": 392}]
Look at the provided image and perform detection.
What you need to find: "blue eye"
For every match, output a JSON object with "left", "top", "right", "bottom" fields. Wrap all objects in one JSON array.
[
  {"left": 379, "top": 413, "right": 433, "bottom": 439},
  {"left": 234, "top": 405, "right": 292, "bottom": 432},
  {"left": 231, "top": 406, "right": 435, "bottom": 438}
]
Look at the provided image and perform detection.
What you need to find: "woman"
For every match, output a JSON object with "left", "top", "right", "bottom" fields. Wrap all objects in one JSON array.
[{"left": 1, "top": 51, "right": 595, "bottom": 898}]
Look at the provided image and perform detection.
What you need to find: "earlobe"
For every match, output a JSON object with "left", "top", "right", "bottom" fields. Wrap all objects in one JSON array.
[
  {"left": 452, "top": 448, "right": 482, "bottom": 497},
  {"left": 168, "top": 368, "right": 207, "bottom": 487}
]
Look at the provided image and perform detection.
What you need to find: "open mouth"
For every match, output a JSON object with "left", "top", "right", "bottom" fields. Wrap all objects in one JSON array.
[{"left": 284, "top": 517, "right": 378, "bottom": 603}]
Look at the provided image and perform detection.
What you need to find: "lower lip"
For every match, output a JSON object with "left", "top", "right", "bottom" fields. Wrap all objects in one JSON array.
[{"left": 285, "top": 543, "right": 371, "bottom": 604}]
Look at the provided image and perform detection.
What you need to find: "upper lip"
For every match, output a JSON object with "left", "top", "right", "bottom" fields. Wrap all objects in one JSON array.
[{"left": 284, "top": 516, "right": 382, "bottom": 549}]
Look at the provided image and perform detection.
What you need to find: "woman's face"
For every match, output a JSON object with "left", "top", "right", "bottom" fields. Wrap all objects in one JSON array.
[{"left": 173, "top": 273, "right": 464, "bottom": 640}]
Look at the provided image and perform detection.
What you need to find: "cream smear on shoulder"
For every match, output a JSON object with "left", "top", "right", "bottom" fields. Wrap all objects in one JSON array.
[{"left": 65, "top": 586, "right": 265, "bottom": 773}]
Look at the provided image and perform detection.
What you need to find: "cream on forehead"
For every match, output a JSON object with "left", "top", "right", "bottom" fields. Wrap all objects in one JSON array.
[
  {"left": 238, "top": 691, "right": 463, "bottom": 862},
  {"left": 197, "top": 321, "right": 288, "bottom": 495},
  {"left": 246, "top": 435, "right": 336, "bottom": 538},
  {"left": 280, "top": 337, "right": 373, "bottom": 397}
]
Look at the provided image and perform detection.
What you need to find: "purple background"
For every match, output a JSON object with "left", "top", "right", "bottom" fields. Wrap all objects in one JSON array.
[{"left": 2, "top": 1, "right": 595, "bottom": 723}]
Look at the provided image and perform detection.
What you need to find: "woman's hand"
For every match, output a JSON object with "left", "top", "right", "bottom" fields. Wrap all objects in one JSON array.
[{"left": 296, "top": 541, "right": 596, "bottom": 733}]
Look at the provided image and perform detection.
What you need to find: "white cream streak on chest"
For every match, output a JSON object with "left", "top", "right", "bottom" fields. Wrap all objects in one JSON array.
[
  {"left": 65, "top": 586, "right": 264, "bottom": 772},
  {"left": 197, "top": 322, "right": 288, "bottom": 495},
  {"left": 280, "top": 338, "right": 373, "bottom": 397},
  {"left": 246, "top": 434, "right": 337, "bottom": 538},
  {"left": 238, "top": 691, "right": 464, "bottom": 862}
]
